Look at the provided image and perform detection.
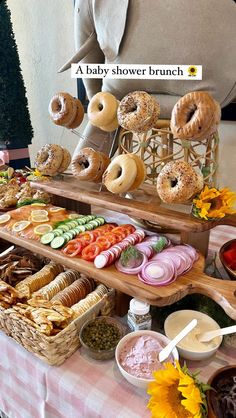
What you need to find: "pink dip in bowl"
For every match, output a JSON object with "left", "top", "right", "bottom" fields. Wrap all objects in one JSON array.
[{"left": 119, "top": 335, "right": 173, "bottom": 379}]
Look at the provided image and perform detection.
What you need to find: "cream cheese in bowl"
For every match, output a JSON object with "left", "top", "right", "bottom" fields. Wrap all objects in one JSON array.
[
  {"left": 164, "top": 310, "right": 222, "bottom": 361},
  {"left": 115, "top": 330, "right": 179, "bottom": 389},
  {"left": 119, "top": 334, "right": 172, "bottom": 379}
]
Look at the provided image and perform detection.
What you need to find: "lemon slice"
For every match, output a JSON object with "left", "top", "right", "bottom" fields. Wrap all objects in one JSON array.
[
  {"left": 34, "top": 224, "right": 53, "bottom": 235},
  {"left": 0, "top": 213, "right": 11, "bottom": 224},
  {"left": 31, "top": 209, "right": 48, "bottom": 217},
  {"left": 31, "top": 203, "right": 47, "bottom": 207},
  {"left": 49, "top": 207, "right": 65, "bottom": 213},
  {"left": 31, "top": 216, "right": 50, "bottom": 223},
  {"left": 12, "top": 221, "right": 31, "bottom": 232},
  {"left": 68, "top": 213, "right": 80, "bottom": 219}
]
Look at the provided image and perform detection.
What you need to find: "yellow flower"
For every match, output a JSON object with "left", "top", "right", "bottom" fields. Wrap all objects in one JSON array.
[
  {"left": 192, "top": 185, "right": 236, "bottom": 220},
  {"left": 34, "top": 169, "right": 42, "bottom": 177},
  {"left": 188, "top": 66, "right": 198, "bottom": 76},
  {"left": 147, "top": 362, "right": 205, "bottom": 418}
]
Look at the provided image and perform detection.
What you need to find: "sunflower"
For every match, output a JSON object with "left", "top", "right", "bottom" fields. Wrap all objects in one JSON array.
[
  {"left": 188, "top": 66, "right": 197, "bottom": 76},
  {"left": 192, "top": 185, "right": 236, "bottom": 220},
  {"left": 147, "top": 362, "right": 208, "bottom": 418}
]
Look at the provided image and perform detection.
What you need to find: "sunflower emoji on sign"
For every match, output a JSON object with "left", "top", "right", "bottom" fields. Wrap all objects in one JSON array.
[{"left": 188, "top": 65, "right": 198, "bottom": 76}]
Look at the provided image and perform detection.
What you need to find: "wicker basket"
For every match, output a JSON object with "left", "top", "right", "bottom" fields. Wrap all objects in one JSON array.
[
  {"left": 118, "top": 120, "right": 219, "bottom": 187},
  {"left": 0, "top": 289, "right": 115, "bottom": 366}
]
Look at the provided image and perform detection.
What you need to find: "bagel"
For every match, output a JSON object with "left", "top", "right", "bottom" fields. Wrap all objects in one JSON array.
[
  {"left": 128, "top": 154, "right": 146, "bottom": 191},
  {"left": 65, "top": 98, "right": 84, "bottom": 129},
  {"left": 117, "top": 91, "right": 160, "bottom": 133},
  {"left": 170, "top": 91, "right": 221, "bottom": 140},
  {"left": 34, "top": 144, "right": 64, "bottom": 176},
  {"left": 87, "top": 92, "right": 119, "bottom": 128},
  {"left": 49, "top": 92, "right": 77, "bottom": 126},
  {"left": 156, "top": 160, "right": 204, "bottom": 203},
  {"left": 99, "top": 116, "right": 119, "bottom": 132},
  {"left": 57, "top": 147, "right": 71, "bottom": 173},
  {"left": 91, "top": 152, "right": 111, "bottom": 183},
  {"left": 102, "top": 154, "right": 138, "bottom": 194},
  {"left": 71, "top": 148, "right": 103, "bottom": 181}
]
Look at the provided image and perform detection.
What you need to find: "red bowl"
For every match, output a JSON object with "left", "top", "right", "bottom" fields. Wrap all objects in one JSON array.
[
  {"left": 219, "top": 239, "right": 236, "bottom": 280},
  {"left": 207, "top": 365, "right": 236, "bottom": 418}
]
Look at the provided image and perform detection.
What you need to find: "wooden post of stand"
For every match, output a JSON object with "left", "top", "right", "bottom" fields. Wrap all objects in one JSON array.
[
  {"left": 52, "top": 195, "right": 91, "bottom": 215},
  {"left": 181, "top": 230, "right": 210, "bottom": 258},
  {"left": 115, "top": 291, "right": 131, "bottom": 317}
]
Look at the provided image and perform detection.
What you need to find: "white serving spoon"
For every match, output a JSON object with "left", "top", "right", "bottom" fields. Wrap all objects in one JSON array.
[
  {"left": 0, "top": 245, "right": 14, "bottom": 258},
  {"left": 159, "top": 319, "right": 198, "bottom": 363},
  {"left": 197, "top": 325, "right": 236, "bottom": 342}
]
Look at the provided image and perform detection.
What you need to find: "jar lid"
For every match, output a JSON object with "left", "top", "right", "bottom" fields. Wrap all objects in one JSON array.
[{"left": 130, "top": 299, "right": 150, "bottom": 315}]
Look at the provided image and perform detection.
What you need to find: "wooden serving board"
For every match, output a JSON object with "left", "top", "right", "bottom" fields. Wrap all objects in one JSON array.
[
  {"left": 0, "top": 228, "right": 235, "bottom": 320},
  {"left": 31, "top": 178, "right": 236, "bottom": 233}
]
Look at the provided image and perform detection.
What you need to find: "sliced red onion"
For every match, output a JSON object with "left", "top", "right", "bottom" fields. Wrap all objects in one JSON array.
[
  {"left": 135, "top": 243, "right": 155, "bottom": 259},
  {"left": 115, "top": 254, "right": 148, "bottom": 275},
  {"left": 138, "top": 260, "right": 176, "bottom": 286}
]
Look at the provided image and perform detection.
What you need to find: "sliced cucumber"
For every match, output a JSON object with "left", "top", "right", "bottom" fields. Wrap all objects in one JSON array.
[
  {"left": 65, "top": 231, "right": 75, "bottom": 240},
  {"left": 50, "top": 236, "right": 65, "bottom": 249},
  {"left": 86, "top": 215, "right": 96, "bottom": 221},
  {"left": 75, "top": 225, "right": 86, "bottom": 233},
  {"left": 53, "top": 229, "right": 63, "bottom": 237},
  {"left": 89, "top": 221, "right": 99, "bottom": 228},
  {"left": 40, "top": 232, "right": 55, "bottom": 245},
  {"left": 69, "top": 221, "right": 78, "bottom": 229},
  {"left": 76, "top": 218, "right": 87, "bottom": 225},
  {"left": 85, "top": 223, "right": 93, "bottom": 231},
  {"left": 96, "top": 217, "right": 105, "bottom": 225}
]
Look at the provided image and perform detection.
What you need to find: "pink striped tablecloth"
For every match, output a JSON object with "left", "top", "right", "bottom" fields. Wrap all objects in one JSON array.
[
  {"left": 0, "top": 330, "right": 235, "bottom": 418},
  {"left": 0, "top": 225, "right": 235, "bottom": 418}
]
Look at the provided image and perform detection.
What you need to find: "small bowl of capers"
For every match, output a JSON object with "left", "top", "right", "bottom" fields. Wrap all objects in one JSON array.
[{"left": 79, "top": 316, "right": 126, "bottom": 360}]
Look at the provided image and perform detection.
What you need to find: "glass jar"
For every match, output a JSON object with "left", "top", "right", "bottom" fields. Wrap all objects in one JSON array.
[{"left": 127, "top": 298, "right": 152, "bottom": 331}]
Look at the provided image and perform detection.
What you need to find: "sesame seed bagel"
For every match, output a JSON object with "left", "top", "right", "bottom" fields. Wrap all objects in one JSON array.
[
  {"left": 34, "top": 144, "right": 64, "bottom": 176},
  {"left": 117, "top": 91, "right": 160, "bottom": 133},
  {"left": 156, "top": 160, "right": 204, "bottom": 203}
]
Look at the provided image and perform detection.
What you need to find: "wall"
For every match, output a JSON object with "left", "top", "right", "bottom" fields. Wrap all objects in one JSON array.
[
  {"left": 6, "top": 0, "right": 236, "bottom": 190},
  {"left": 7, "top": 0, "right": 86, "bottom": 162}
]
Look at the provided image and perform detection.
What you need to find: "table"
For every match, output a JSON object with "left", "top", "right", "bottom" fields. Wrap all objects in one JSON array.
[{"left": 0, "top": 330, "right": 236, "bottom": 418}]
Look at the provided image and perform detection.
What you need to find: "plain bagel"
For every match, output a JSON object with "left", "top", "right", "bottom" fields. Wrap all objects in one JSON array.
[
  {"left": 87, "top": 92, "right": 119, "bottom": 128},
  {"left": 102, "top": 154, "right": 138, "bottom": 194},
  {"left": 170, "top": 91, "right": 221, "bottom": 141},
  {"left": 156, "top": 160, "right": 204, "bottom": 203}
]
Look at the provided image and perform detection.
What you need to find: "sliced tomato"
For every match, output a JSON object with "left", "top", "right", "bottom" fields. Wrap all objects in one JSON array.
[
  {"left": 63, "top": 241, "right": 83, "bottom": 257},
  {"left": 81, "top": 242, "right": 103, "bottom": 261},
  {"left": 91, "top": 229, "right": 103, "bottom": 239},
  {"left": 79, "top": 231, "right": 96, "bottom": 245},
  {"left": 103, "top": 232, "right": 118, "bottom": 245},
  {"left": 223, "top": 248, "right": 236, "bottom": 266},
  {"left": 112, "top": 230, "right": 127, "bottom": 240},
  {"left": 96, "top": 224, "right": 115, "bottom": 232},
  {"left": 120, "top": 224, "right": 136, "bottom": 234},
  {"left": 96, "top": 236, "right": 112, "bottom": 250}
]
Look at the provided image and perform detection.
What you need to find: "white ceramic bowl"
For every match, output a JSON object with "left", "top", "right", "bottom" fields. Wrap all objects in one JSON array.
[
  {"left": 115, "top": 330, "right": 179, "bottom": 389},
  {"left": 164, "top": 310, "right": 222, "bottom": 361}
]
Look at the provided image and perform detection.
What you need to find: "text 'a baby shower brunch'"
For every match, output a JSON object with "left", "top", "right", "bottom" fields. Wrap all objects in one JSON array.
[{"left": 71, "top": 64, "right": 202, "bottom": 80}]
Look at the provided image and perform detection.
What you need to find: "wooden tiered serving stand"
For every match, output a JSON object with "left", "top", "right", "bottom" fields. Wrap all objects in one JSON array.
[
  {"left": 0, "top": 175, "right": 236, "bottom": 320},
  {"left": 1, "top": 122, "right": 236, "bottom": 319}
]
